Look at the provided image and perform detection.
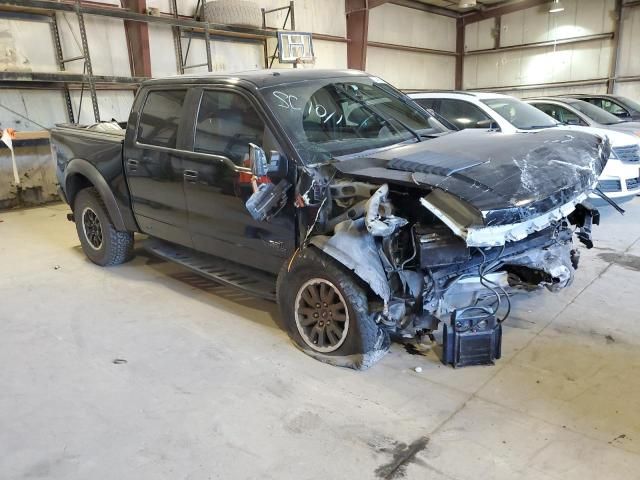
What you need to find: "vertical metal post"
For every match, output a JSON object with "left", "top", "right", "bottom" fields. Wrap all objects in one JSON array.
[
  {"left": 262, "top": 8, "right": 269, "bottom": 68},
  {"left": 204, "top": 23, "right": 212, "bottom": 72},
  {"left": 75, "top": 0, "right": 100, "bottom": 123},
  {"left": 289, "top": 1, "right": 295, "bottom": 30},
  {"left": 202, "top": 0, "right": 212, "bottom": 72},
  {"left": 494, "top": 16, "right": 501, "bottom": 50},
  {"left": 608, "top": 0, "right": 623, "bottom": 93},
  {"left": 170, "top": 0, "right": 185, "bottom": 74},
  {"left": 346, "top": 0, "right": 368, "bottom": 70},
  {"left": 455, "top": 17, "right": 464, "bottom": 90},
  {"left": 50, "top": 14, "right": 74, "bottom": 123},
  {"left": 289, "top": 1, "right": 297, "bottom": 68}
]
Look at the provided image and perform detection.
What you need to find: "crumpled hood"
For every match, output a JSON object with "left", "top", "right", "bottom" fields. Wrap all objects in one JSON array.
[{"left": 334, "top": 129, "right": 610, "bottom": 226}]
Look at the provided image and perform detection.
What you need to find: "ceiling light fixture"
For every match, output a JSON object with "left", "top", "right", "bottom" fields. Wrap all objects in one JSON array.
[
  {"left": 549, "top": 0, "right": 565, "bottom": 13},
  {"left": 459, "top": 0, "right": 477, "bottom": 8}
]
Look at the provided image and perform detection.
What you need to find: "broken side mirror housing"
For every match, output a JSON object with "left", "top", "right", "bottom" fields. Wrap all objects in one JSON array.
[
  {"left": 249, "top": 143, "right": 288, "bottom": 179},
  {"left": 249, "top": 143, "right": 268, "bottom": 177},
  {"left": 267, "top": 150, "right": 288, "bottom": 179}
]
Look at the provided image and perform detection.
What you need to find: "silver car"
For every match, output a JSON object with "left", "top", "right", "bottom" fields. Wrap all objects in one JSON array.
[{"left": 526, "top": 97, "right": 640, "bottom": 138}]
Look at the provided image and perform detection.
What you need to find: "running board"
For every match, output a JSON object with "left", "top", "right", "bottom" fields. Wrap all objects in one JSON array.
[{"left": 143, "top": 240, "right": 277, "bottom": 301}]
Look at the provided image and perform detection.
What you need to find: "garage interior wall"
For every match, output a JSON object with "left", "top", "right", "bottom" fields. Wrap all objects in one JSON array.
[
  {"left": 366, "top": 3, "right": 456, "bottom": 90},
  {"left": 463, "top": 0, "right": 639, "bottom": 98},
  {"left": 0, "top": 0, "right": 346, "bottom": 208},
  {"left": 4, "top": 1, "right": 639, "bottom": 128},
  {"left": 0, "top": 0, "right": 347, "bottom": 130}
]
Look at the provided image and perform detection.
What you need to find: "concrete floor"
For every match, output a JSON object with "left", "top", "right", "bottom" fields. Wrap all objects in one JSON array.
[{"left": 1, "top": 201, "right": 640, "bottom": 480}]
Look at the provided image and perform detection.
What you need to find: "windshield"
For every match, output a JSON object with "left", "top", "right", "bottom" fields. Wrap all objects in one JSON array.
[
  {"left": 570, "top": 99, "right": 622, "bottom": 125},
  {"left": 261, "top": 76, "right": 448, "bottom": 165},
  {"left": 482, "top": 97, "right": 557, "bottom": 130}
]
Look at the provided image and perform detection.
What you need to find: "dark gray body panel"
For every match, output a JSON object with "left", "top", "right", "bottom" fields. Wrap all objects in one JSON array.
[
  {"left": 334, "top": 128, "right": 609, "bottom": 225},
  {"left": 51, "top": 127, "right": 138, "bottom": 232}
]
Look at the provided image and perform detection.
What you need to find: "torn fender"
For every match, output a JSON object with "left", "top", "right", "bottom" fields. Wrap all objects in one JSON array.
[{"left": 309, "top": 218, "right": 391, "bottom": 302}]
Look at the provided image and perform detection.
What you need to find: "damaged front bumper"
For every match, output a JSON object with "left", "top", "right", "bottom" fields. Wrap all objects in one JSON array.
[{"left": 310, "top": 181, "right": 599, "bottom": 341}]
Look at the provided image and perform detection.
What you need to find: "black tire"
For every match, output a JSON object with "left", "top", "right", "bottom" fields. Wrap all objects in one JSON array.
[
  {"left": 74, "top": 187, "right": 134, "bottom": 266},
  {"left": 277, "top": 247, "right": 389, "bottom": 370}
]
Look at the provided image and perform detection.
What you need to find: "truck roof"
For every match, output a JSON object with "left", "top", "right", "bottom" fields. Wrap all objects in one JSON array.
[{"left": 142, "top": 69, "right": 369, "bottom": 89}]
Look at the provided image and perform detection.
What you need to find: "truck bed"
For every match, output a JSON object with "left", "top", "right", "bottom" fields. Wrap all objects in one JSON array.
[{"left": 51, "top": 122, "right": 138, "bottom": 232}]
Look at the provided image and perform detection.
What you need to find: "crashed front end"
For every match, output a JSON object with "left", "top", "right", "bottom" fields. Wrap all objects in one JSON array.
[{"left": 301, "top": 129, "right": 609, "bottom": 365}]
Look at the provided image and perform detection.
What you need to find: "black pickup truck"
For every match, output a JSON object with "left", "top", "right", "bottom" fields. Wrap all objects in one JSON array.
[{"left": 52, "top": 69, "right": 608, "bottom": 369}]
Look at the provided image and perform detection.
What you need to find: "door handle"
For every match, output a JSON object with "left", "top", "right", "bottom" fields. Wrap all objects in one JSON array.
[
  {"left": 183, "top": 170, "right": 199, "bottom": 182},
  {"left": 127, "top": 159, "right": 139, "bottom": 171}
]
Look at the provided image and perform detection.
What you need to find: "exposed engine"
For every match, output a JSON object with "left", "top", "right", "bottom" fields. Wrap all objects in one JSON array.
[{"left": 297, "top": 174, "right": 598, "bottom": 348}]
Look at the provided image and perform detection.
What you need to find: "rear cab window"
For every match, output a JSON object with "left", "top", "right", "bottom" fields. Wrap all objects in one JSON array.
[{"left": 137, "top": 90, "right": 188, "bottom": 148}]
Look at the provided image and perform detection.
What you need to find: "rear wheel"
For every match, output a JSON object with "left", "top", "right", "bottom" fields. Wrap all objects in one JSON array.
[
  {"left": 74, "top": 187, "right": 134, "bottom": 266},
  {"left": 277, "top": 248, "right": 389, "bottom": 370}
]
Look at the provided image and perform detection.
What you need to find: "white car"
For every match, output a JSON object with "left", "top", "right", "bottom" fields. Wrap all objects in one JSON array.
[{"left": 409, "top": 91, "right": 640, "bottom": 202}]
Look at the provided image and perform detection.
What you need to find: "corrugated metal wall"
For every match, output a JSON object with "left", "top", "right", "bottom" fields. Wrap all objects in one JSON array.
[
  {"left": 366, "top": 3, "right": 456, "bottom": 89},
  {"left": 462, "top": 0, "right": 639, "bottom": 98}
]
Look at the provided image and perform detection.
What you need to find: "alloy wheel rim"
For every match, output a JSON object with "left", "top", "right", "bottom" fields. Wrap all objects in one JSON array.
[
  {"left": 82, "top": 207, "right": 103, "bottom": 250},
  {"left": 294, "top": 278, "right": 350, "bottom": 353}
]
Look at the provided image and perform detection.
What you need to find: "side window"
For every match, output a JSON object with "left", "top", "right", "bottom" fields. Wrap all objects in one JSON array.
[
  {"left": 138, "top": 90, "right": 187, "bottom": 148},
  {"left": 195, "top": 90, "right": 266, "bottom": 166},
  {"left": 532, "top": 103, "right": 559, "bottom": 121},
  {"left": 414, "top": 98, "right": 437, "bottom": 110},
  {"left": 537, "top": 104, "right": 584, "bottom": 125},
  {"left": 600, "top": 99, "right": 629, "bottom": 117},
  {"left": 438, "top": 99, "right": 492, "bottom": 130}
]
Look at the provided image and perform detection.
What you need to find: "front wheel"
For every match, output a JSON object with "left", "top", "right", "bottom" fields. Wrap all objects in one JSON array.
[
  {"left": 74, "top": 187, "right": 134, "bottom": 266},
  {"left": 277, "top": 248, "right": 389, "bottom": 370}
]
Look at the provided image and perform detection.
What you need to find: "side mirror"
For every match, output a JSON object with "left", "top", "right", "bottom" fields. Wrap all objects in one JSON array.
[
  {"left": 249, "top": 143, "right": 268, "bottom": 177},
  {"left": 565, "top": 118, "right": 580, "bottom": 125},
  {"left": 476, "top": 119, "right": 499, "bottom": 130},
  {"left": 248, "top": 143, "right": 288, "bottom": 179},
  {"left": 267, "top": 150, "right": 288, "bottom": 178}
]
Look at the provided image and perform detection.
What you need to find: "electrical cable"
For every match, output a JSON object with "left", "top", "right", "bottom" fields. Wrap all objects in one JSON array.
[{"left": 477, "top": 246, "right": 512, "bottom": 323}]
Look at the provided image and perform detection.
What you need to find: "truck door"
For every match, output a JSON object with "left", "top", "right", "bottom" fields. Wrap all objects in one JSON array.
[
  {"left": 181, "top": 87, "right": 296, "bottom": 274},
  {"left": 124, "top": 88, "right": 192, "bottom": 246}
]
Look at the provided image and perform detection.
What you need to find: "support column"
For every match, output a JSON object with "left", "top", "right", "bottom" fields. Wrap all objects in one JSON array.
[
  {"left": 122, "top": 0, "right": 152, "bottom": 78},
  {"left": 346, "top": 0, "right": 370, "bottom": 70},
  {"left": 455, "top": 18, "right": 464, "bottom": 90},
  {"left": 608, "top": 0, "right": 623, "bottom": 93}
]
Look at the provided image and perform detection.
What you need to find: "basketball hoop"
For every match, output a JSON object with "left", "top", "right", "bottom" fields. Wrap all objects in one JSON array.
[{"left": 277, "top": 31, "right": 314, "bottom": 64}]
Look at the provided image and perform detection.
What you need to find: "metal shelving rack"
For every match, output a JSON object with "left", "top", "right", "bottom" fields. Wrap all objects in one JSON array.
[
  {"left": 262, "top": 2, "right": 295, "bottom": 69},
  {"left": 0, "top": 0, "right": 299, "bottom": 123}
]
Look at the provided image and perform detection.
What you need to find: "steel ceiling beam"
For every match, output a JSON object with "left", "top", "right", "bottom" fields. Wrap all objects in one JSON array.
[
  {"left": 368, "top": 0, "right": 391, "bottom": 8},
  {"left": 462, "top": 0, "right": 550, "bottom": 24},
  {"left": 0, "top": 71, "right": 144, "bottom": 86},
  {"left": 389, "top": 0, "right": 459, "bottom": 17},
  {"left": 466, "top": 32, "right": 614, "bottom": 55}
]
